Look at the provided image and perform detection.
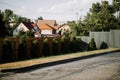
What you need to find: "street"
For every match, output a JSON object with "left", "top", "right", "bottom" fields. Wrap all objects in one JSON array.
[{"left": 0, "top": 52, "right": 120, "bottom": 80}]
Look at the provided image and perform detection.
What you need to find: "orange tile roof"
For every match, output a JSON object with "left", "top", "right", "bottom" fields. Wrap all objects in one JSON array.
[
  {"left": 39, "top": 24, "right": 55, "bottom": 30},
  {"left": 37, "top": 20, "right": 56, "bottom": 27},
  {"left": 53, "top": 26, "right": 60, "bottom": 30}
]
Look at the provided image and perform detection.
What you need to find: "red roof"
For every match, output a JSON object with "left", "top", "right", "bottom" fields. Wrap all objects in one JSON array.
[{"left": 22, "top": 22, "right": 35, "bottom": 30}]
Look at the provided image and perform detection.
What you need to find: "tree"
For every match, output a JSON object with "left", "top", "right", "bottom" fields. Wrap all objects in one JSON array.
[
  {"left": 113, "top": 0, "right": 120, "bottom": 17},
  {"left": 84, "top": 1, "right": 117, "bottom": 31},
  {"left": 0, "top": 10, "right": 7, "bottom": 37},
  {"left": 88, "top": 38, "right": 97, "bottom": 51},
  {"left": 2, "top": 9, "right": 14, "bottom": 36},
  {"left": 38, "top": 16, "right": 43, "bottom": 20},
  {"left": 1, "top": 9, "right": 31, "bottom": 37}
]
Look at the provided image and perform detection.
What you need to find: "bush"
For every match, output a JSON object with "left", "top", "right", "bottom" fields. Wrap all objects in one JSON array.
[
  {"left": 43, "top": 38, "right": 50, "bottom": 56},
  {"left": 69, "top": 36, "right": 77, "bottom": 52},
  {"left": 52, "top": 38, "right": 59, "bottom": 55},
  {"left": 18, "top": 35, "right": 27, "bottom": 60},
  {"left": 30, "top": 39, "right": 40, "bottom": 58},
  {"left": 61, "top": 36, "right": 69, "bottom": 53},
  {"left": 88, "top": 38, "right": 97, "bottom": 51},
  {"left": 2, "top": 38, "right": 13, "bottom": 63},
  {"left": 78, "top": 38, "right": 88, "bottom": 51},
  {"left": 99, "top": 42, "right": 108, "bottom": 49},
  {"left": 25, "top": 31, "right": 34, "bottom": 38}
]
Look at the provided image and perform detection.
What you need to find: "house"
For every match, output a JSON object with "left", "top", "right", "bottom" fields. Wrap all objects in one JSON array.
[
  {"left": 13, "top": 22, "right": 41, "bottom": 37},
  {"left": 57, "top": 24, "right": 71, "bottom": 35},
  {"left": 37, "top": 20, "right": 57, "bottom": 27},
  {"left": 37, "top": 20, "right": 60, "bottom": 37}
]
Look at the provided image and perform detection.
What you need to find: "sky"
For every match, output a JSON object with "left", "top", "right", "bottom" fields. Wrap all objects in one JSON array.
[{"left": 0, "top": 0, "right": 112, "bottom": 22}]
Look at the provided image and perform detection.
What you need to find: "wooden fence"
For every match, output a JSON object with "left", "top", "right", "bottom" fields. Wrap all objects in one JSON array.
[{"left": 0, "top": 37, "right": 71, "bottom": 63}]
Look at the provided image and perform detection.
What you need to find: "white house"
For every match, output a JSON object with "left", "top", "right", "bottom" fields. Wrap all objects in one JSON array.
[
  {"left": 57, "top": 24, "right": 71, "bottom": 35},
  {"left": 13, "top": 22, "right": 41, "bottom": 37},
  {"left": 37, "top": 20, "right": 60, "bottom": 37}
]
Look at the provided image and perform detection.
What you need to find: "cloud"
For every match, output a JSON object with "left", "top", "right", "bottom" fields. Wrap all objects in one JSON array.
[{"left": 14, "top": 0, "right": 112, "bottom": 21}]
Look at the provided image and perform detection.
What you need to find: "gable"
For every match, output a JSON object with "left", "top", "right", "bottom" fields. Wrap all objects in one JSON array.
[{"left": 16, "top": 23, "right": 29, "bottom": 32}]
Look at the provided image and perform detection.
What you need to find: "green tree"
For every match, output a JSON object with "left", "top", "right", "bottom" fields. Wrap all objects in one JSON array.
[
  {"left": 2, "top": 38, "right": 13, "bottom": 63},
  {"left": 1, "top": 9, "right": 31, "bottom": 37},
  {"left": 88, "top": 38, "right": 97, "bottom": 51},
  {"left": 18, "top": 35, "right": 27, "bottom": 60},
  {"left": 0, "top": 10, "right": 7, "bottom": 37},
  {"left": 85, "top": 1, "right": 117, "bottom": 31},
  {"left": 113, "top": 0, "right": 120, "bottom": 17},
  {"left": 2, "top": 9, "right": 13, "bottom": 36},
  {"left": 30, "top": 40, "right": 40, "bottom": 58},
  {"left": 38, "top": 16, "right": 43, "bottom": 20}
]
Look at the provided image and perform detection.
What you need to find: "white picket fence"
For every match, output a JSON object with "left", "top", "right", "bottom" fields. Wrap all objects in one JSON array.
[{"left": 80, "top": 30, "right": 120, "bottom": 48}]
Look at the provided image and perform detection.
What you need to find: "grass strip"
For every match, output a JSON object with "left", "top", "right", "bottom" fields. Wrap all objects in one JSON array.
[{"left": 0, "top": 48, "right": 120, "bottom": 70}]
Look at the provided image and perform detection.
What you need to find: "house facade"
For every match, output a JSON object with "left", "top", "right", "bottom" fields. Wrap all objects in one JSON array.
[
  {"left": 13, "top": 22, "right": 41, "bottom": 37},
  {"left": 37, "top": 20, "right": 60, "bottom": 37},
  {"left": 57, "top": 24, "right": 71, "bottom": 35}
]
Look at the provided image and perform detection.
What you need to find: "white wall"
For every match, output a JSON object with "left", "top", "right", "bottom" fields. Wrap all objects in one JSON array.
[
  {"left": 13, "top": 23, "right": 29, "bottom": 36},
  {"left": 81, "top": 30, "right": 120, "bottom": 48},
  {"left": 41, "top": 30, "right": 52, "bottom": 34}
]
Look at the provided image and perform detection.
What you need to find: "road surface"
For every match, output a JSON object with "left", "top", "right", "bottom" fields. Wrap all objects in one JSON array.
[{"left": 0, "top": 52, "right": 120, "bottom": 80}]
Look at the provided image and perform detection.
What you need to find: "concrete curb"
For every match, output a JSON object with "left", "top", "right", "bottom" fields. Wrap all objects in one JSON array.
[{"left": 1, "top": 49, "right": 120, "bottom": 73}]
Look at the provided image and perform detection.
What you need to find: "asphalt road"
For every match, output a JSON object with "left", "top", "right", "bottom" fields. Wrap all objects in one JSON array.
[{"left": 0, "top": 52, "right": 120, "bottom": 80}]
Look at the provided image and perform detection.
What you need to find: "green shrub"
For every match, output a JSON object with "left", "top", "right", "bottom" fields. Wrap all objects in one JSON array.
[
  {"left": 30, "top": 39, "right": 40, "bottom": 58},
  {"left": 77, "top": 38, "right": 88, "bottom": 51},
  {"left": 88, "top": 38, "right": 97, "bottom": 51},
  {"left": 52, "top": 38, "right": 59, "bottom": 55},
  {"left": 61, "top": 36, "right": 69, "bottom": 53},
  {"left": 2, "top": 38, "right": 13, "bottom": 63},
  {"left": 69, "top": 36, "right": 77, "bottom": 52},
  {"left": 17, "top": 30, "right": 26, "bottom": 38},
  {"left": 43, "top": 38, "right": 50, "bottom": 56},
  {"left": 25, "top": 31, "right": 34, "bottom": 38},
  {"left": 18, "top": 35, "right": 27, "bottom": 60},
  {"left": 99, "top": 42, "right": 108, "bottom": 49}
]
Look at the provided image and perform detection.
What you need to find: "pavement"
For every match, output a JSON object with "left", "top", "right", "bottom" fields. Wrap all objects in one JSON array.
[{"left": 0, "top": 50, "right": 120, "bottom": 80}]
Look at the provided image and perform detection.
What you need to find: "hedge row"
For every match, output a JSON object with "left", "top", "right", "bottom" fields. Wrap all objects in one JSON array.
[{"left": 0, "top": 36, "right": 108, "bottom": 63}]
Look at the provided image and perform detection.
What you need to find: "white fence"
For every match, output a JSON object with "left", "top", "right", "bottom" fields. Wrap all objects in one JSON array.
[{"left": 80, "top": 30, "right": 120, "bottom": 48}]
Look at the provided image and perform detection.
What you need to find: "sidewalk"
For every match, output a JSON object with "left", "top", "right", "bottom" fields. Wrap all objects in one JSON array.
[{"left": 0, "top": 48, "right": 120, "bottom": 72}]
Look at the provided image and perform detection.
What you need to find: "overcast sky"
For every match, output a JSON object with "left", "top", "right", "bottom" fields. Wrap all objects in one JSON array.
[{"left": 0, "top": 0, "right": 112, "bottom": 21}]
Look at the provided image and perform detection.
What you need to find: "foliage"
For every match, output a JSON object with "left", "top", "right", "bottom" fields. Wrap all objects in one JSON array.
[
  {"left": 88, "top": 38, "right": 97, "bottom": 51},
  {"left": 30, "top": 40, "right": 40, "bottom": 58},
  {"left": 0, "top": 10, "right": 8, "bottom": 37},
  {"left": 2, "top": 38, "right": 13, "bottom": 63},
  {"left": 25, "top": 31, "right": 34, "bottom": 38},
  {"left": 0, "top": 9, "right": 30, "bottom": 37},
  {"left": 113, "top": 0, "right": 120, "bottom": 17},
  {"left": 99, "top": 42, "right": 108, "bottom": 49},
  {"left": 69, "top": 36, "right": 77, "bottom": 52},
  {"left": 61, "top": 36, "right": 69, "bottom": 53},
  {"left": 38, "top": 16, "right": 43, "bottom": 20},
  {"left": 68, "top": 1, "right": 120, "bottom": 36},
  {"left": 84, "top": 1, "right": 119, "bottom": 31},
  {"left": 52, "top": 38, "right": 59, "bottom": 55},
  {"left": 18, "top": 35, "right": 27, "bottom": 60},
  {"left": 43, "top": 38, "right": 50, "bottom": 56},
  {"left": 77, "top": 38, "right": 89, "bottom": 51}
]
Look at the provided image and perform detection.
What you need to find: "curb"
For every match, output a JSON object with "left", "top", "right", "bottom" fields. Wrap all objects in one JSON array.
[{"left": 1, "top": 49, "right": 120, "bottom": 73}]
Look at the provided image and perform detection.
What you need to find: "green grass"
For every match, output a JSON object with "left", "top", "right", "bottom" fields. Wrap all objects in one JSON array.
[{"left": 0, "top": 48, "right": 120, "bottom": 70}]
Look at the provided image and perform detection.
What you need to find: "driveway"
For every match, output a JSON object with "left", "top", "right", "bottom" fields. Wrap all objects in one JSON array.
[{"left": 0, "top": 52, "right": 120, "bottom": 80}]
